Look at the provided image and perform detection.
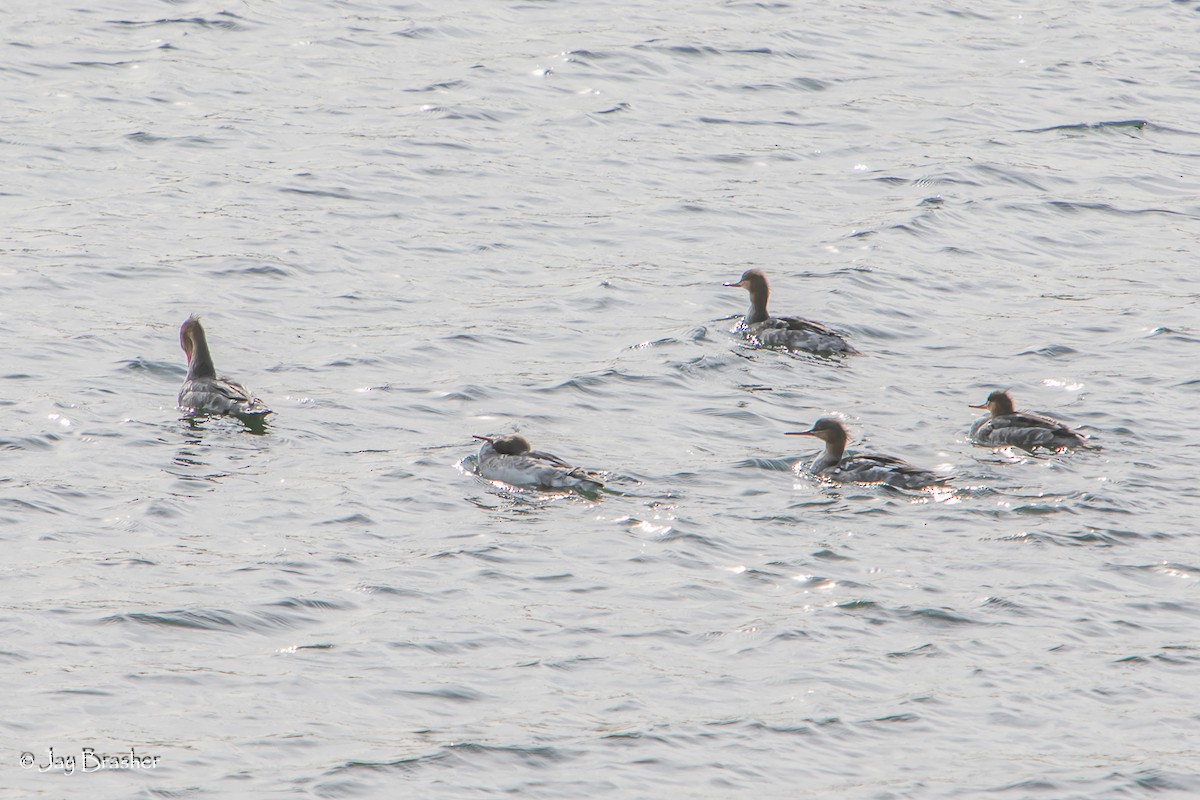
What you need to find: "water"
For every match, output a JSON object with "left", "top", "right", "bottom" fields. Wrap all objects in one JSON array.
[{"left": 3, "top": 0, "right": 1200, "bottom": 796}]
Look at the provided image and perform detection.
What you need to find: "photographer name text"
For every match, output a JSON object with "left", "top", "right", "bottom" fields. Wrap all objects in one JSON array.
[{"left": 19, "top": 746, "right": 161, "bottom": 775}]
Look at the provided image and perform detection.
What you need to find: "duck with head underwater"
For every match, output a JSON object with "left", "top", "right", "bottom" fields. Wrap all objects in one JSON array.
[
  {"left": 788, "top": 416, "right": 948, "bottom": 490},
  {"left": 473, "top": 433, "right": 604, "bottom": 494},
  {"left": 968, "top": 389, "right": 1087, "bottom": 451},
  {"left": 724, "top": 268, "right": 859, "bottom": 355}
]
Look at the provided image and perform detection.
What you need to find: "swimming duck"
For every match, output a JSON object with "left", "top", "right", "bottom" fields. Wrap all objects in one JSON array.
[
  {"left": 178, "top": 315, "right": 271, "bottom": 419},
  {"left": 473, "top": 434, "right": 604, "bottom": 493},
  {"left": 968, "top": 390, "right": 1086, "bottom": 451},
  {"left": 724, "top": 268, "right": 859, "bottom": 355},
  {"left": 787, "top": 416, "right": 947, "bottom": 489}
]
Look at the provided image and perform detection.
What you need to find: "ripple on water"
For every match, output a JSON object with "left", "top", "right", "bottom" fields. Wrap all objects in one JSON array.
[
  {"left": 330, "top": 741, "right": 576, "bottom": 780},
  {"left": 986, "top": 769, "right": 1200, "bottom": 797},
  {"left": 117, "top": 357, "right": 183, "bottom": 378},
  {"left": 1115, "top": 645, "right": 1200, "bottom": 667},
  {"left": 1019, "top": 118, "right": 1151, "bottom": 135},
  {"left": 0, "top": 433, "right": 62, "bottom": 451},
  {"left": 996, "top": 528, "right": 1146, "bottom": 548},
  {"left": 391, "top": 686, "right": 486, "bottom": 703},
  {"left": 99, "top": 604, "right": 327, "bottom": 634},
  {"left": 108, "top": 14, "right": 249, "bottom": 32}
]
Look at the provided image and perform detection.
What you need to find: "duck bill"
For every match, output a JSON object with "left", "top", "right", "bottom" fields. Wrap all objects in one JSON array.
[
  {"left": 967, "top": 403, "right": 986, "bottom": 409},
  {"left": 723, "top": 279, "right": 746, "bottom": 288},
  {"left": 785, "top": 428, "right": 818, "bottom": 437},
  {"left": 471, "top": 435, "right": 494, "bottom": 443}
]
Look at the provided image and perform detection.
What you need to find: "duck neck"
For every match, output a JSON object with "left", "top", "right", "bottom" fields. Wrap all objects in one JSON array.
[
  {"left": 745, "top": 283, "right": 770, "bottom": 324},
  {"left": 813, "top": 436, "right": 845, "bottom": 471},
  {"left": 187, "top": 328, "right": 217, "bottom": 380}
]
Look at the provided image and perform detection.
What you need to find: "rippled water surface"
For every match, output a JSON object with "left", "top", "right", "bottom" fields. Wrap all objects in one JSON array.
[{"left": 4, "top": 0, "right": 1200, "bottom": 796}]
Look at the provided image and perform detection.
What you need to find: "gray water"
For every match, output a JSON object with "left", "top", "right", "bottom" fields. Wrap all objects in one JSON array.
[{"left": 3, "top": 0, "right": 1200, "bottom": 797}]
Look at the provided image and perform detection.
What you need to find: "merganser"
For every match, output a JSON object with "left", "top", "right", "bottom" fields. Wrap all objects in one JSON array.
[
  {"left": 968, "top": 390, "right": 1086, "bottom": 451},
  {"left": 724, "top": 268, "right": 859, "bottom": 355},
  {"left": 473, "top": 434, "right": 604, "bottom": 494},
  {"left": 178, "top": 315, "right": 271, "bottom": 419},
  {"left": 787, "top": 416, "right": 947, "bottom": 490}
]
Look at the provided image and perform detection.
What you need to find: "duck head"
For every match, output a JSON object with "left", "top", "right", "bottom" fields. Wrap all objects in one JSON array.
[
  {"left": 786, "top": 416, "right": 849, "bottom": 447},
  {"left": 473, "top": 434, "right": 532, "bottom": 455},
  {"left": 969, "top": 389, "right": 1015, "bottom": 417},
  {"left": 179, "top": 314, "right": 216, "bottom": 379},
  {"left": 723, "top": 268, "right": 770, "bottom": 324}
]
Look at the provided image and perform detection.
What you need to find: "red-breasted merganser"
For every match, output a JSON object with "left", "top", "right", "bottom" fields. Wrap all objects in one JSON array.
[
  {"left": 178, "top": 315, "right": 271, "bottom": 419},
  {"left": 473, "top": 434, "right": 603, "bottom": 494},
  {"left": 968, "top": 390, "right": 1086, "bottom": 451},
  {"left": 787, "top": 416, "right": 947, "bottom": 489},
  {"left": 724, "top": 268, "right": 859, "bottom": 355}
]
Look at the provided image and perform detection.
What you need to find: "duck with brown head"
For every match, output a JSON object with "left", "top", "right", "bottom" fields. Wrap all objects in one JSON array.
[
  {"left": 178, "top": 315, "right": 271, "bottom": 420},
  {"left": 787, "top": 416, "right": 948, "bottom": 490},
  {"left": 724, "top": 268, "right": 859, "bottom": 355},
  {"left": 968, "top": 389, "right": 1087, "bottom": 451},
  {"left": 472, "top": 434, "right": 604, "bottom": 494}
]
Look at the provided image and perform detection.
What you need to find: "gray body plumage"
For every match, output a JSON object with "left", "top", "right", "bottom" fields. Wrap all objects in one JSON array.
[
  {"left": 970, "top": 411, "right": 1085, "bottom": 450},
  {"left": 179, "top": 375, "right": 271, "bottom": 418},
  {"left": 747, "top": 315, "right": 859, "bottom": 355},
  {"left": 815, "top": 451, "right": 945, "bottom": 490}
]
